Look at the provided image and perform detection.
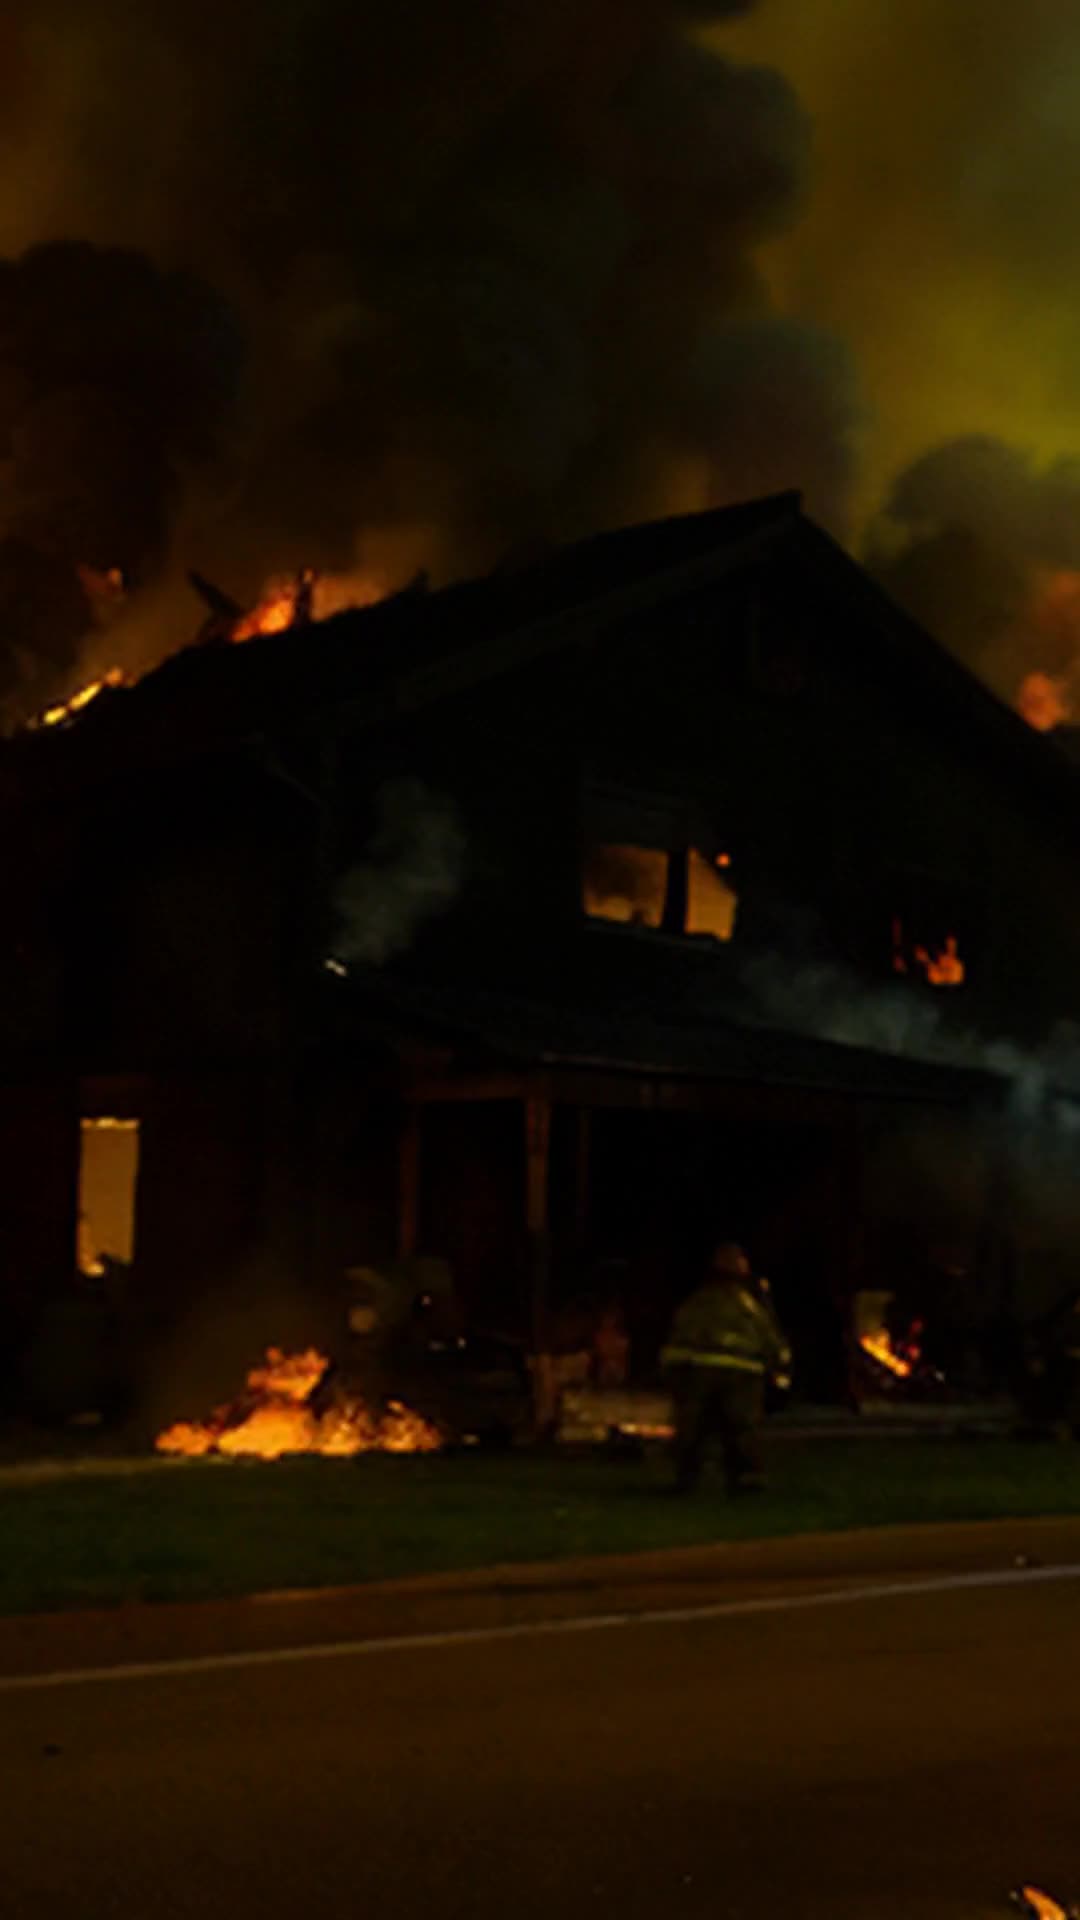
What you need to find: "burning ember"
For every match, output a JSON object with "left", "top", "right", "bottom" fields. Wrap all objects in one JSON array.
[
  {"left": 31, "top": 667, "right": 128, "bottom": 731},
  {"left": 155, "top": 1346, "right": 442, "bottom": 1460}
]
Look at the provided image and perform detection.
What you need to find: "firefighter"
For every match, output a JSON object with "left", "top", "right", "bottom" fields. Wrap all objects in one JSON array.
[{"left": 660, "top": 1242, "right": 792, "bottom": 1494}]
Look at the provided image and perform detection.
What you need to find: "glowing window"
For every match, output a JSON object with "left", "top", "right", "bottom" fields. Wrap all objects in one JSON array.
[
  {"left": 78, "top": 1117, "right": 140, "bottom": 1276},
  {"left": 583, "top": 845, "right": 669, "bottom": 928},
  {"left": 686, "top": 848, "right": 738, "bottom": 941}
]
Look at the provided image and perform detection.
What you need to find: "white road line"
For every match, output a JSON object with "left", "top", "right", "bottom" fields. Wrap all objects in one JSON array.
[{"left": 2, "top": 1561, "right": 1078, "bottom": 1694}]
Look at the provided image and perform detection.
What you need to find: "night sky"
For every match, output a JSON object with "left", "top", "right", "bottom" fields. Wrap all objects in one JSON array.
[{"left": 2, "top": 1, "right": 1079, "bottom": 716}]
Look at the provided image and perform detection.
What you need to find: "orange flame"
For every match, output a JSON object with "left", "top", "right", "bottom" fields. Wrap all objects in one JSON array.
[
  {"left": 1018, "top": 670, "right": 1072, "bottom": 732},
  {"left": 231, "top": 575, "right": 310, "bottom": 641},
  {"left": 155, "top": 1346, "right": 442, "bottom": 1459},
  {"left": 913, "top": 934, "right": 965, "bottom": 986},
  {"left": 1012, "top": 568, "right": 1080, "bottom": 730},
  {"left": 231, "top": 567, "right": 385, "bottom": 642},
  {"left": 33, "top": 666, "right": 127, "bottom": 730},
  {"left": 893, "top": 919, "right": 965, "bottom": 986}
]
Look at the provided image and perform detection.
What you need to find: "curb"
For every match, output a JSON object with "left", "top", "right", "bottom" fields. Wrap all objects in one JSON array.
[
  {"left": 7, "top": 1559, "right": 1080, "bottom": 1694},
  {"left": 2, "top": 1514, "right": 1080, "bottom": 1686}
]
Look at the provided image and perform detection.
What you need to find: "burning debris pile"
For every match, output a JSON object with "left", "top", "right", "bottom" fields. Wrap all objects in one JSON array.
[
  {"left": 853, "top": 1289, "right": 929, "bottom": 1393},
  {"left": 155, "top": 1346, "right": 442, "bottom": 1460},
  {"left": 858, "top": 1323, "right": 922, "bottom": 1381}
]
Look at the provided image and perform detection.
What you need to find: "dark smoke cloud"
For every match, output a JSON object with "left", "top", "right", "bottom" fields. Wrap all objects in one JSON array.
[
  {"left": 885, "top": 439, "right": 1080, "bottom": 573},
  {"left": 0, "top": 243, "right": 242, "bottom": 713},
  {"left": 0, "top": 0, "right": 863, "bottom": 713},
  {"left": 866, "top": 436, "right": 1080, "bottom": 707},
  {"left": 687, "top": 314, "right": 859, "bottom": 532},
  {"left": 614, "top": 35, "right": 809, "bottom": 235},
  {"left": 717, "top": 2, "right": 1080, "bottom": 517}
]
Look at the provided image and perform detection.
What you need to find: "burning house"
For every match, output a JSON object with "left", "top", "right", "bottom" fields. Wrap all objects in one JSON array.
[{"left": 4, "top": 488, "right": 1080, "bottom": 1435}]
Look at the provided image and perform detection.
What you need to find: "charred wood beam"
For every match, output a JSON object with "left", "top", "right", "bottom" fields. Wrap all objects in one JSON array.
[
  {"left": 294, "top": 568, "right": 315, "bottom": 626},
  {"left": 187, "top": 569, "right": 243, "bottom": 622},
  {"left": 525, "top": 1078, "right": 553, "bottom": 1430}
]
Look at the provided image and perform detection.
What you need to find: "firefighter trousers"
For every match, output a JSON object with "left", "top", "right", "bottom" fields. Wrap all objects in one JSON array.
[{"left": 669, "top": 1365, "right": 765, "bottom": 1493}]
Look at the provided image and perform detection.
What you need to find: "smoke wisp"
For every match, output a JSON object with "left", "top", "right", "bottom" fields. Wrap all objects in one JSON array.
[
  {"left": 741, "top": 945, "right": 1080, "bottom": 1128},
  {"left": 333, "top": 778, "right": 466, "bottom": 966}
]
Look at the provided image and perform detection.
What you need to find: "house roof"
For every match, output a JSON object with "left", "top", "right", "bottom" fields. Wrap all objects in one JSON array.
[
  {"left": 793, "top": 516, "right": 1080, "bottom": 834},
  {"left": 7, "top": 490, "right": 799, "bottom": 782},
  {"left": 14, "top": 486, "right": 1080, "bottom": 841}
]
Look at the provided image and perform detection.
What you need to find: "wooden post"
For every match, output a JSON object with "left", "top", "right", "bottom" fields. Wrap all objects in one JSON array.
[
  {"left": 525, "top": 1083, "right": 553, "bottom": 1430},
  {"left": 397, "top": 1106, "right": 421, "bottom": 1263},
  {"left": 661, "top": 847, "right": 689, "bottom": 936},
  {"left": 839, "top": 1105, "right": 868, "bottom": 1411},
  {"left": 573, "top": 1106, "right": 591, "bottom": 1255}
]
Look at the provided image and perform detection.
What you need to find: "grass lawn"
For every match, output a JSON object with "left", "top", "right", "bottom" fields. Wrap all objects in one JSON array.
[{"left": 2, "top": 1434, "right": 1080, "bottom": 1616}]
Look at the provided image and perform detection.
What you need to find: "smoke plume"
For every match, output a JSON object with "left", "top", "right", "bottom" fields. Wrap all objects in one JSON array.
[
  {"left": 865, "top": 437, "right": 1080, "bottom": 720},
  {"left": 741, "top": 945, "right": 1080, "bottom": 1126},
  {"left": 721, "top": 2, "right": 1080, "bottom": 503},
  {"left": 0, "top": 244, "right": 241, "bottom": 715},
  {"left": 333, "top": 779, "right": 466, "bottom": 967},
  {"left": 0, "top": 0, "right": 863, "bottom": 715},
  {"left": 715, "top": 2, "right": 1080, "bottom": 718}
]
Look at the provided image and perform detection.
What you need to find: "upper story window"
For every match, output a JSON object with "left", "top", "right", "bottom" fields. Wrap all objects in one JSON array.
[
  {"left": 582, "top": 785, "right": 737, "bottom": 943},
  {"left": 583, "top": 844, "right": 668, "bottom": 929}
]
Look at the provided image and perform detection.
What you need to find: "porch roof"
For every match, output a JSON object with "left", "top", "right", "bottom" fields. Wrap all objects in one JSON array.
[{"left": 329, "top": 972, "right": 1005, "bottom": 1108}]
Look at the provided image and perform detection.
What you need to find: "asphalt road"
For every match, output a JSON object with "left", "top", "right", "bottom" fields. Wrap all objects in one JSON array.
[{"left": 2, "top": 1556, "right": 1079, "bottom": 1920}]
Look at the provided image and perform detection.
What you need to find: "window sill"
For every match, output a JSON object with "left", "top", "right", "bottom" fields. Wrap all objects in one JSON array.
[{"left": 582, "top": 915, "right": 734, "bottom": 955}]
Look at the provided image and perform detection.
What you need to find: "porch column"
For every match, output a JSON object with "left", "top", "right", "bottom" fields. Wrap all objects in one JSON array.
[
  {"left": 838, "top": 1105, "right": 868, "bottom": 1410},
  {"left": 525, "top": 1081, "right": 553, "bottom": 1429},
  {"left": 572, "top": 1107, "right": 592, "bottom": 1255}
]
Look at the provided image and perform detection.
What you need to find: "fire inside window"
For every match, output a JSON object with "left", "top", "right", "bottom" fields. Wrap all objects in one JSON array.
[
  {"left": 891, "top": 918, "right": 965, "bottom": 987},
  {"left": 584, "top": 845, "right": 737, "bottom": 941},
  {"left": 78, "top": 1117, "right": 140, "bottom": 1278}
]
